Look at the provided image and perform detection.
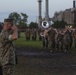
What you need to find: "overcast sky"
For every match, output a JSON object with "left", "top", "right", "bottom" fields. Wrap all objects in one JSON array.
[{"left": 0, "top": 0, "right": 74, "bottom": 23}]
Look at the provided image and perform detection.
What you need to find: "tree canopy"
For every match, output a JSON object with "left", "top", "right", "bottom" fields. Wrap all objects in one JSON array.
[
  {"left": 8, "top": 12, "right": 28, "bottom": 29},
  {"left": 52, "top": 20, "right": 67, "bottom": 28},
  {"left": 29, "top": 22, "right": 38, "bottom": 29}
]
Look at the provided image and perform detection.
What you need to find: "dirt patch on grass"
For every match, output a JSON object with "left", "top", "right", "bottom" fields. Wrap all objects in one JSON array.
[
  {"left": 15, "top": 46, "right": 76, "bottom": 75},
  {"left": 16, "top": 46, "right": 46, "bottom": 52},
  {"left": 15, "top": 55, "right": 76, "bottom": 75}
]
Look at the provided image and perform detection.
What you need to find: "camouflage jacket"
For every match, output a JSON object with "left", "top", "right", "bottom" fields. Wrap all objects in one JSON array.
[{"left": 0, "top": 29, "right": 16, "bottom": 66}]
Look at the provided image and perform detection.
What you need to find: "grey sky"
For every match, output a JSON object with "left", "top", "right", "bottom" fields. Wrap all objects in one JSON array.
[{"left": 0, "top": 0, "right": 73, "bottom": 23}]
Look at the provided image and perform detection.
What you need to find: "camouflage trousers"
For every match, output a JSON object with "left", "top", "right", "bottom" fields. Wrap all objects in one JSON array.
[{"left": 2, "top": 64, "right": 14, "bottom": 75}]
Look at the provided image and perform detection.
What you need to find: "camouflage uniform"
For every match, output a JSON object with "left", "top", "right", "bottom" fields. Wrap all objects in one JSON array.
[
  {"left": 48, "top": 29, "right": 56, "bottom": 52},
  {"left": 63, "top": 30, "right": 72, "bottom": 52},
  {"left": 40, "top": 29, "right": 48, "bottom": 48},
  {"left": 38, "top": 29, "right": 42, "bottom": 41},
  {"left": 31, "top": 29, "right": 37, "bottom": 40},
  {"left": 55, "top": 31, "right": 64, "bottom": 52},
  {"left": 0, "top": 29, "right": 16, "bottom": 75},
  {"left": 25, "top": 28, "right": 30, "bottom": 40}
]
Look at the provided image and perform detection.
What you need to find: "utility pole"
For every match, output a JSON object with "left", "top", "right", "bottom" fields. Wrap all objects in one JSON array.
[
  {"left": 73, "top": 0, "right": 76, "bottom": 26},
  {"left": 38, "top": 0, "right": 42, "bottom": 27},
  {"left": 45, "top": 0, "right": 49, "bottom": 23}
]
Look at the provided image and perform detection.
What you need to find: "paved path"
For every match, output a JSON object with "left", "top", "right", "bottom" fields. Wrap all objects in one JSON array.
[
  {"left": 17, "top": 51, "right": 72, "bottom": 57},
  {"left": 17, "top": 51, "right": 68, "bottom": 56},
  {"left": 16, "top": 51, "right": 76, "bottom": 68}
]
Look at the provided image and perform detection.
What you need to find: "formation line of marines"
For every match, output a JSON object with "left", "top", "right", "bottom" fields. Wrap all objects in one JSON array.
[{"left": 40, "top": 26, "right": 76, "bottom": 52}]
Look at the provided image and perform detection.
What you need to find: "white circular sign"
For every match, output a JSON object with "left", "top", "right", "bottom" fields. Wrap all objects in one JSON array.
[{"left": 42, "top": 21, "right": 49, "bottom": 28}]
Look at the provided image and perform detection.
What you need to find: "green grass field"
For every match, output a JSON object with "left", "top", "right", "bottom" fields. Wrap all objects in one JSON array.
[
  {"left": 15, "top": 32, "right": 76, "bottom": 51},
  {"left": 15, "top": 32, "right": 42, "bottom": 48}
]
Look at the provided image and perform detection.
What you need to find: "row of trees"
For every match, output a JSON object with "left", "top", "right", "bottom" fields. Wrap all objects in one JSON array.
[
  {"left": 0, "top": 12, "right": 70, "bottom": 30},
  {"left": 8, "top": 12, "right": 69, "bottom": 29},
  {"left": 52, "top": 20, "right": 68, "bottom": 28},
  {"left": 8, "top": 12, "right": 38, "bottom": 29}
]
